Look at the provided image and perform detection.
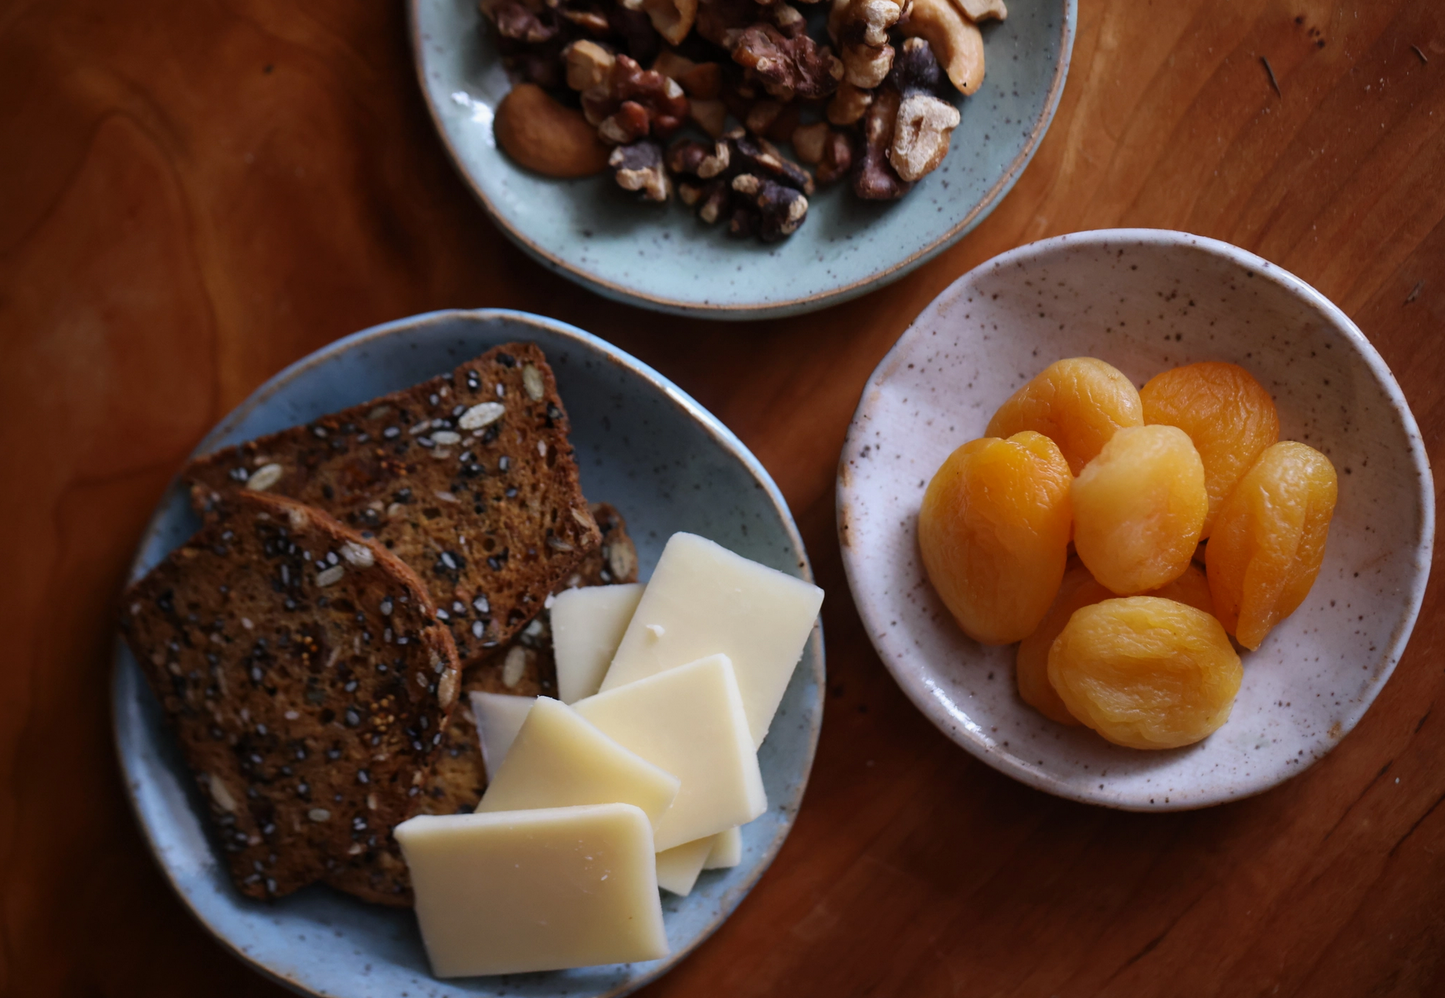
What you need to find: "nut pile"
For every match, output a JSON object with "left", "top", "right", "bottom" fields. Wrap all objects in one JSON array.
[{"left": 482, "top": 0, "right": 1006, "bottom": 242}]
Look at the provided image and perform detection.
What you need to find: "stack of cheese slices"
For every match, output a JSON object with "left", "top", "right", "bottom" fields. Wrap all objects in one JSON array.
[{"left": 395, "top": 531, "right": 824, "bottom": 978}]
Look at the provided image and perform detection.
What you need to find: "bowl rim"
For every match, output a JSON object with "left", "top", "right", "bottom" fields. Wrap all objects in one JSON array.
[
  {"left": 837, "top": 226, "right": 1436, "bottom": 811},
  {"left": 405, "top": 0, "right": 1079, "bottom": 320},
  {"left": 112, "top": 307, "right": 826, "bottom": 995}
]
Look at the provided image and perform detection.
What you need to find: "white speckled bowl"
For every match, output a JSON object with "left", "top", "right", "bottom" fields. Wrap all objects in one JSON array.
[
  {"left": 409, "top": 0, "right": 1075, "bottom": 319},
  {"left": 837, "top": 229, "right": 1434, "bottom": 810},
  {"left": 114, "top": 309, "right": 824, "bottom": 996}
]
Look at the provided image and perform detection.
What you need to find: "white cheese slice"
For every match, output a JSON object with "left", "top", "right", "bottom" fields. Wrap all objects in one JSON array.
[
  {"left": 703, "top": 826, "right": 743, "bottom": 869},
  {"left": 600, "top": 532, "right": 824, "bottom": 747},
  {"left": 574, "top": 653, "right": 766, "bottom": 851},
  {"left": 394, "top": 804, "right": 668, "bottom": 977},
  {"left": 475, "top": 697, "right": 680, "bottom": 829},
  {"left": 552, "top": 583, "right": 645, "bottom": 703},
  {"left": 469, "top": 691, "right": 534, "bottom": 781},
  {"left": 655, "top": 835, "right": 714, "bottom": 896}
]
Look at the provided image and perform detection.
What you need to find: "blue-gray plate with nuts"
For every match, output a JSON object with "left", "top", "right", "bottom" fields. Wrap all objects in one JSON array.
[{"left": 410, "top": 0, "right": 1075, "bottom": 318}]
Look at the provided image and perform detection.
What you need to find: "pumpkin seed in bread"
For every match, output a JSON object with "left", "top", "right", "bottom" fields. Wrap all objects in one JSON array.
[
  {"left": 118, "top": 491, "right": 461, "bottom": 900},
  {"left": 185, "top": 343, "right": 600, "bottom": 668}
]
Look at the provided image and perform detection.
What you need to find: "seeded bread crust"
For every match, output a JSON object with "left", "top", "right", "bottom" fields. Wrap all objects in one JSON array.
[
  {"left": 184, "top": 343, "right": 601, "bottom": 669},
  {"left": 119, "top": 492, "right": 462, "bottom": 900},
  {"left": 324, "top": 502, "right": 639, "bottom": 906}
]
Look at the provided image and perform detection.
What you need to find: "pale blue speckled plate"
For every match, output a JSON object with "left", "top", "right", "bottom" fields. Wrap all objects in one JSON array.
[
  {"left": 409, "top": 0, "right": 1076, "bottom": 318},
  {"left": 113, "top": 309, "right": 825, "bottom": 997}
]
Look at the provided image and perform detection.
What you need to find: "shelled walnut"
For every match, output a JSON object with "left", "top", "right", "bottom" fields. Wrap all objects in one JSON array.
[
  {"left": 481, "top": 0, "right": 999, "bottom": 243},
  {"left": 854, "top": 86, "right": 909, "bottom": 199},
  {"left": 827, "top": 80, "right": 873, "bottom": 124},
  {"left": 669, "top": 129, "right": 813, "bottom": 238},
  {"left": 791, "top": 122, "right": 853, "bottom": 184},
  {"left": 730, "top": 173, "right": 808, "bottom": 240},
  {"left": 828, "top": 0, "right": 906, "bottom": 88},
  {"left": 732, "top": 24, "right": 844, "bottom": 100},
  {"left": 580, "top": 53, "right": 691, "bottom": 143},
  {"left": 610, "top": 139, "right": 672, "bottom": 200},
  {"left": 887, "top": 37, "right": 959, "bottom": 181},
  {"left": 696, "top": 0, "right": 805, "bottom": 48}
]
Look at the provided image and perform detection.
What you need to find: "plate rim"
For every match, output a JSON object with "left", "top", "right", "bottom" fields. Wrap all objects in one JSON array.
[
  {"left": 836, "top": 226, "right": 1436, "bottom": 811},
  {"left": 406, "top": 0, "right": 1079, "bottom": 320},
  {"left": 112, "top": 307, "right": 827, "bottom": 995}
]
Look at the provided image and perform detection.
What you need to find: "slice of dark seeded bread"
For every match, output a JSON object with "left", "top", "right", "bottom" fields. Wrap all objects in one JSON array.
[
  {"left": 184, "top": 342, "right": 601, "bottom": 670},
  {"left": 324, "top": 502, "right": 639, "bottom": 906},
  {"left": 119, "top": 491, "right": 462, "bottom": 901}
]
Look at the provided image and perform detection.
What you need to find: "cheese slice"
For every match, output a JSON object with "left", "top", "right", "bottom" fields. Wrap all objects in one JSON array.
[
  {"left": 574, "top": 654, "right": 766, "bottom": 851},
  {"left": 703, "top": 826, "right": 743, "bottom": 870},
  {"left": 476, "top": 697, "right": 680, "bottom": 829},
  {"left": 655, "top": 835, "right": 715, "bottom": 896},
  {"left": 394, "top": 804, "right": 669, "bottom": 977},
  {"left": 601, "top": 532, "right": 824, "bottom": 747},
  {"left": 469, "top": 691, "right": 535, "bottom": 781},
  {"left": 552, "top": 583, "right": 645, "bottom": 703}
]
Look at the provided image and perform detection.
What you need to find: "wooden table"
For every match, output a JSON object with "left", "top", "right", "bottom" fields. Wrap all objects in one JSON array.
[{"left": 3, "top": 1, "right": 1442, "bottom": 994}]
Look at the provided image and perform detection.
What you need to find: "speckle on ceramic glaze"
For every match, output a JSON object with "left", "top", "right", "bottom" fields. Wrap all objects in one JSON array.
[
  {"left": 410, "top": 0, "right": 1076, "bottom": 318},
  {"left": 114, "top": 309, "right": 823, "bottom": 998},
  {"left": 837, "top": 229, "right": 1434, "bottom": 812}
]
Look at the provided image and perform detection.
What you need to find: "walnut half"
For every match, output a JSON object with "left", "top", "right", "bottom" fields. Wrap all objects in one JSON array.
[
  {"left": 886, "top": 37, "right": 959, "bottom": 182},
  {"left": 609, "top": 140, "right": 672, "bottom": 200}
]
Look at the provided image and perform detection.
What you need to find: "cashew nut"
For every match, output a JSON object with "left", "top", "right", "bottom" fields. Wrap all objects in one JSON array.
[
  {"left": 901, "top": 0, "right": 985, "bottom": 94},
  {"left": 494, "top": 84, "right": 611, "bottom": 178}
]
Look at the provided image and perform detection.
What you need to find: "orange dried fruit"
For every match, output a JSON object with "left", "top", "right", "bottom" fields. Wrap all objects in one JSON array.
[
  {"left": 986, "top": 358, "right": 1144, "bottom": 475},
  {"left": 1017, "top": 562, "right": 1213, "bottom": 725},
  {"left": 1016, "top": 562, "right": 1096, "bottom": 724},
  {"left": 1072, "top": 425, "right": 1207, "bottom": 595},
  {"left": 1048, "top": 597, "right": 1242, "bottom": 749},
  {"left": 1140, "top": 362, "right": 1280, "bottom": 538},
  {"left": 919, "top": 431, "right": 1073, "bottom": 645},
  {"left": 1207, "top": 441, "right": 1338, "bottom": 649},
  {"left": 1152, "top": 561, "right": 1214, "bottom": 616}
]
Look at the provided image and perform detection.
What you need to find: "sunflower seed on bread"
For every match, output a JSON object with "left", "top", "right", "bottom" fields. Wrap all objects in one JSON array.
[{"left": 184, "top": 342, "right": 601, "bottom": 669}]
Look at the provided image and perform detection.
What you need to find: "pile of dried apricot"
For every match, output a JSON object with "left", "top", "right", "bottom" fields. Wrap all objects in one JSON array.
[{"left": 917, "top": 357, "right": 1338, "bottom": 750}]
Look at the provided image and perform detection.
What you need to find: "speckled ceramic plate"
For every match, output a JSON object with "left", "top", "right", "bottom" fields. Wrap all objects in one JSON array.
[
  {"left": 409, "top": 0, "right": 1075, "bottom": 319},
  {"left": 837, "top": 229, "right": 1433, "bottom": 810},
  {"left": 113, "top": 309, "right": 824, "bottom": 996}
]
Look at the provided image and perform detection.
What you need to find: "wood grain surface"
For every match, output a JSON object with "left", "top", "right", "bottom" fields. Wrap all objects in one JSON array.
[{"left": 2, "top": 0, "right": 1443, "bottom": 995}]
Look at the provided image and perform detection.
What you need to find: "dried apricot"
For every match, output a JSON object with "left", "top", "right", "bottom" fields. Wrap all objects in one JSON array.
[
  {"left": 1152, "top": 562, "right": 1214, "bottom": 616},
  {"left": 919, "top": 431, "right": 1073, "bottom": 645},
  {"left": 1140, "top": 362, "right": 1279, "bottom": 538},
  {"left": 986, "top": 358, "right": 1144, "bottom": 475},
  {"left": 1072, "top": 425, "right": 1207, "bottom": 595},
  {"left": 1017, "top": 562, "right": 1213, "bottom": 725},
  {"left": 1016, "top": 562, "right": 1096, "bottom": 724},
  {"left": 1048, "top": 597, "right": 1242, "bottom": 749},
  {"left": 1206, "top": 441, "right": 1338, "bottom": 649}
]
